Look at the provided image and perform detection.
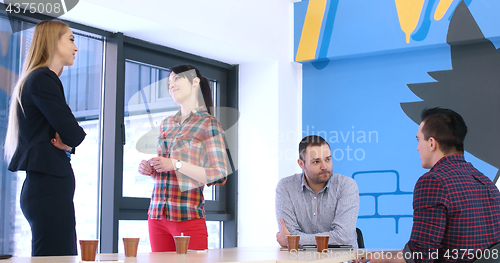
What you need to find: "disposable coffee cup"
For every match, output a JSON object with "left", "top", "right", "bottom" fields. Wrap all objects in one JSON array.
[
  {"left": 315, "top": 235, "right": 329, "bottom": 252},
  {"left": 286, "top": 235, "right": 300, "bottom": 252},
  {"left": 79, "top": 240, "right": 98, "bottom": 261},
  {"left": 174, "top": 235, "right": 190, "bottom": 254},
  {"left": 123, "top": 238, "right": 140, "bottom": 257}
]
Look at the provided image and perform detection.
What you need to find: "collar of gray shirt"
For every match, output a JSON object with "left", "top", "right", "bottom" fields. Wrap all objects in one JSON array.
[{"left": 300, "top": 172, "right": 339, "bottom": 194}]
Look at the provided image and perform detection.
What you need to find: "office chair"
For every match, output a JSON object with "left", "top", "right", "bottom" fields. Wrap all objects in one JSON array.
[
  {"left": 472, "top": 242, "right": 500, "bottom": 263},
  {"left": 356, "top": 228, "right": 365, "bottom": 249}
]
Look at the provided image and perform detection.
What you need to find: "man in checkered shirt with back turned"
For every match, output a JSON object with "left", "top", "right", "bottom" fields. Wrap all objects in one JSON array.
[{"left": 363, "top": 107, "right": 500, "bottom": 263}]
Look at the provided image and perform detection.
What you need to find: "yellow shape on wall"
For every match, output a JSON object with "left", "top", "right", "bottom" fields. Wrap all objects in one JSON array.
[
  {"left": 434, "top": 0, "right": 454, "bottom": 20},
  {"left": 395, "top": 0, "right": 425, "bottom": 43},
  {"left": 295, "top": 0, "right": 328, "bottom": 62}
]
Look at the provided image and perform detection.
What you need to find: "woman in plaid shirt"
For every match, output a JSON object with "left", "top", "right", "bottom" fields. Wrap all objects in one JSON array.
[{"left": 138, "top": 65, "right": 228, "bottom": 252}]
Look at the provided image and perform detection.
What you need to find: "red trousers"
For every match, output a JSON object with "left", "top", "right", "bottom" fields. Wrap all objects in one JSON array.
[{"left": 148, "top": 217, "right": 208, "bottom": 252}]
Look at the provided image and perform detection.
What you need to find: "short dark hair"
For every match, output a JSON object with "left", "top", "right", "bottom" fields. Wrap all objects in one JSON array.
[
  {"left": 420, "top": 107, "right": 467, "bottom": 154},
  {"left": 299, "top": 135, "right": 330, "bottom": 161}
]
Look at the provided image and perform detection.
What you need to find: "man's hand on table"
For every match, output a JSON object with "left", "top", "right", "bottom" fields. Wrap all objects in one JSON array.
[{"left": 276, "top": 218, "right": 291, "bottom": 247}]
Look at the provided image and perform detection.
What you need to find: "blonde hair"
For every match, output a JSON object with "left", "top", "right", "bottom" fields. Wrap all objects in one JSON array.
[{"left": 4, "top": 20, "right": 69, "bottom": 163}]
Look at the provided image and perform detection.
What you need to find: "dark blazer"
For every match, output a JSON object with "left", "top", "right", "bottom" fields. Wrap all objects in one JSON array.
[{"left": 8, "top": 67, "right": 86, "bottom": 177}]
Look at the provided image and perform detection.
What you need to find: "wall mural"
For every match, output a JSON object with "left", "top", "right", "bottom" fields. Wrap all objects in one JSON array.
[
  {"left": 295, "top": 0, "right": 500, "bottom": 248},
  {"left": 295, "top": 0, "right": 474, "bottom": 63},
  {"left": 395, "top": 0, "right": 471, "bottom": 43},
  {"left": 401, "top": 1, "right": 500, "bottom": 181}
]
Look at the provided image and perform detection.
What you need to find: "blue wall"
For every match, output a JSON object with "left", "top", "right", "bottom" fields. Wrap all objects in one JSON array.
[{"left": 296, "top": 0, "right": 500, "bottom": 249}]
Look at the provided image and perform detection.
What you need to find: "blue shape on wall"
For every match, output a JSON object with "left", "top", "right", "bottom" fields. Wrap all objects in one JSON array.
[
  {"left": 311, "top": 0, "right": 340, "bottom": 70},
  {"left": 353, "top": 170, "right": 413, "bottom": 234},
  {"left": 411, "top": 0, "right": 437, "bottom": 42}
]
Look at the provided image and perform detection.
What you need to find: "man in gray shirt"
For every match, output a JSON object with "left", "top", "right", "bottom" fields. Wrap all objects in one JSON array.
[{"left": 275, "top": 135, "right": 359, "bottom": 248}]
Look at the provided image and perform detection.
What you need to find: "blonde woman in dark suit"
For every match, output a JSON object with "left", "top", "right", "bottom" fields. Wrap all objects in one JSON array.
[{"left": 4, "top": 20, "right": 86, "bottom": 256}]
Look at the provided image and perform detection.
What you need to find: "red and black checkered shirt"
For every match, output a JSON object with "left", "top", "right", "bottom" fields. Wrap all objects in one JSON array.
[
  {"left": 148, "top": 106, "right": 228, "bottom": 221},
  {"left": 405, "top": 154, "right": 500, "bottom": 263}
]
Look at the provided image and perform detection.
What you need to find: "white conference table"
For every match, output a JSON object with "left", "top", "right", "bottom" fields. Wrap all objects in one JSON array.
[{"left": 2, "top": 247, "right": 391, "bottom": 263}]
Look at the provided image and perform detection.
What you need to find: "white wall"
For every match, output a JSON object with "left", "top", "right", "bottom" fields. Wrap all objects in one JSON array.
[{"left": 61, "top": 0, "right": 302, "bottom": 247}]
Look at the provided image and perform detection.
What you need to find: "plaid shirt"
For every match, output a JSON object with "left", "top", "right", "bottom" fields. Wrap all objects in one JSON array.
[
  {"left": 405, "top": 154, "right": 500, "bottom": 263},
  {"left": 148, "top": 106, "right": 228, "bottom": 221}
]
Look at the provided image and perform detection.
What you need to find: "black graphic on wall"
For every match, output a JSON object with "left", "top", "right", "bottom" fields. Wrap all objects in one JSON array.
[{"left": 400, "top": 1, "right": 500, "bottom": 181}]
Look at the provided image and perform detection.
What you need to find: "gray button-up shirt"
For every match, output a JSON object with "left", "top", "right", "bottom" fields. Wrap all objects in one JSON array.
[{"left": 275, "top": 172, "right": 359, "bottom": 247}]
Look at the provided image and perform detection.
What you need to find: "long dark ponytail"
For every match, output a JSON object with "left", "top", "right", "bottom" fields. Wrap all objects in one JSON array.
[{"left": 170, "top": 65, "right": 214, "bottom": 115}]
